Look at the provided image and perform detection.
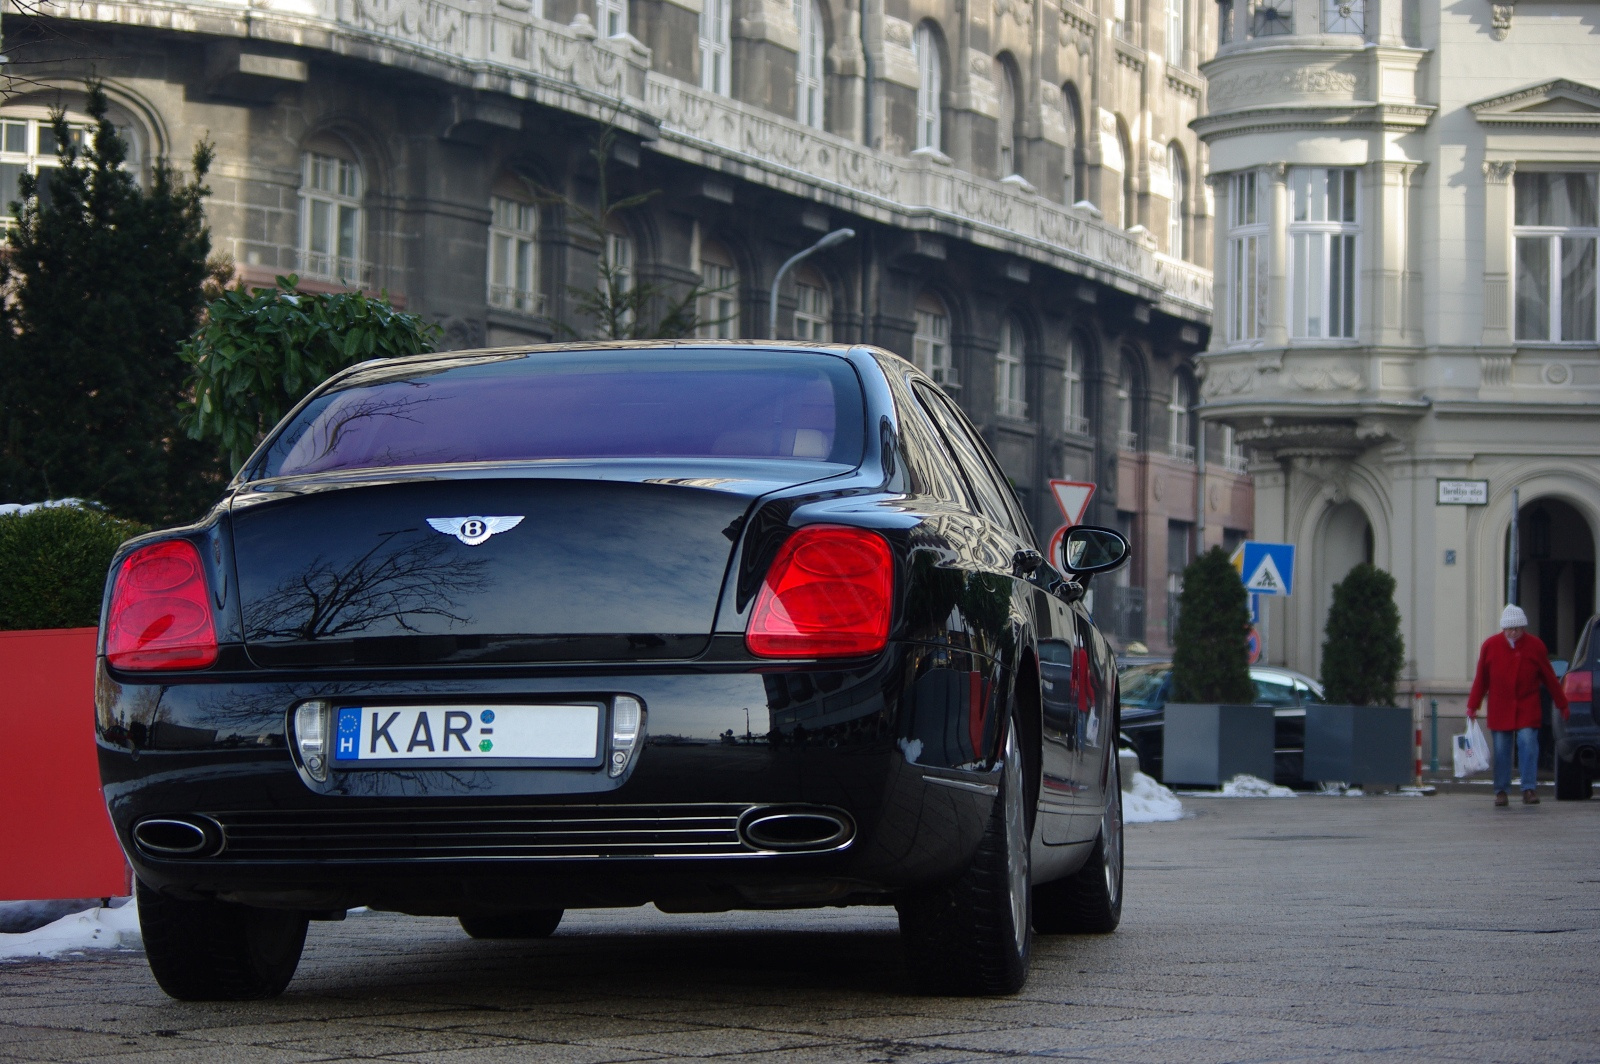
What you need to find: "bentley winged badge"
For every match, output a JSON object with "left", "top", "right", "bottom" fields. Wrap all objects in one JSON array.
[{"left": 426, "top": 516, "right": 525, "bottom": 545}]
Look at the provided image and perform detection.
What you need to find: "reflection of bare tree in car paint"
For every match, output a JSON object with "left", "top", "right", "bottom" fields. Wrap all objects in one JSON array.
[{"left": 244, "top": 529, "right": 489, "bottom": 642}]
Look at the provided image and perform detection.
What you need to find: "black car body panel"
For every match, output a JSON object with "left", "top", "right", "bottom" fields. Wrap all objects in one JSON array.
[
  {"left": 97, "top": 344, "right": 1122, "bottom": 921},
  {"left": 1553, "top": 614, "right": 1599, "bottom": 798}
]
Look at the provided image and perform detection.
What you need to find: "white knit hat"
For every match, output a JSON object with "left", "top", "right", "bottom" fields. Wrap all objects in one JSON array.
[{"left": 1500, "top": 604, "right": 1528, "bottom": 629}]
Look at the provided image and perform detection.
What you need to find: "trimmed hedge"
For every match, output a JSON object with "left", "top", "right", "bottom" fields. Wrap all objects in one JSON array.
[
  {"left": 1171, "top": 546, "right": 1255, "bottom": 704},
  {"left": 1320, "top": 563, "right": 1405, "bottom": 706},
  {"left": 0, "top": 506, "right": 147, "bottom": 631}
]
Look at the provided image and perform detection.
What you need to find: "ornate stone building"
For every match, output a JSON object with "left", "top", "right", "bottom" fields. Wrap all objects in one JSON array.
[
  {"left": 5, "top": 0, "right": 1241, "bottom": 651},
  {"left": 1195, "top": 0, "right": 1599, "bottom": 705}
]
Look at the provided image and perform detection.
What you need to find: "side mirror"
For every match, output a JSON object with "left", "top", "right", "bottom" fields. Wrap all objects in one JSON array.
[{"left": 1057, "top": 525, "right": 1130, "bottom": 576}]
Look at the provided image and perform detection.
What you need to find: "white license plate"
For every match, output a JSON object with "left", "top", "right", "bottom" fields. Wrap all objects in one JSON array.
[{"left": 332, "top": 704, "right": 601, "bottom": 764}]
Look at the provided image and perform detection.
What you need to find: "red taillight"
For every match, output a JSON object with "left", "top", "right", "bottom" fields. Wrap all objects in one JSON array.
[
  {"left": 746, "top": 525, "right": 893, "bottom": 659},
  {"left": 1563, "top": 669, "right": 1593, "bottom": 702},
  {"left": 105, "top": 541, "right": 218, "bottom": 670}
]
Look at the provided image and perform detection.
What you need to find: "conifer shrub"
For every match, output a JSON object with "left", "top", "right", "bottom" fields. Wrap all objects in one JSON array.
[
  {"left": 1170, "top": 546, "right": 1255, "bottom": 704},
  {"left": 1320, "top": 563, "right": 1404, "bottom": 706},
  {"left": 0, "top": 505, "right": 147, "bottom": 630}
]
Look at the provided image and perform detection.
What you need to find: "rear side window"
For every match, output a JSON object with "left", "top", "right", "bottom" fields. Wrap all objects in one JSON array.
[
  {"left": 252, "top": 350, "right": 866, "bottom": 478},
  {"left": 914, "top": 383, "right": 1023, "bottom": 537},
  {"left": 1253, "top": 674, "right": 1298, "bottom": 706},
  {"left": 1119, "top": 663, "right": 1170, "bottom": 705}
]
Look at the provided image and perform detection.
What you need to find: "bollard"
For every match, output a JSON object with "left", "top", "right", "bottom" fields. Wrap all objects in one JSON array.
[{"left": 1429, "top": 698, "right": 1439, "bottom": 775}]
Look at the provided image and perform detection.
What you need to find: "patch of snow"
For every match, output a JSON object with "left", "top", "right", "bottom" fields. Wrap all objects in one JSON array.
[
  {"left": 1316, "top": 781, "right": 1365, "bottom": 797},
  {"left": 0, "top": 498, "right": 92, "bottom": 516},
  {"left": 1218, "top": 774, "right": 1297, "bottom": 798},
  {"left": 0, "top": 900, "right": 141, "bottom": 961},
  {"left": 1122, "top": 771, "right": 1185, "bottom": 822},
  {"left": 0, "top": 899, "right": 109, "bottom": 934}
]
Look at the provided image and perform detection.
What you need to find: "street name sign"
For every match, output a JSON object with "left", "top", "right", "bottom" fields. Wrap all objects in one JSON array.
[{"left": 1437, "top": 479, "right": 1488, "bottom": 505}]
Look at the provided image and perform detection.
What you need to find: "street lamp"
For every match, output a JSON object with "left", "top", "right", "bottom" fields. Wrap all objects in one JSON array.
[{"left": 768, "top": 228, "right": 856, "bottom": 340}]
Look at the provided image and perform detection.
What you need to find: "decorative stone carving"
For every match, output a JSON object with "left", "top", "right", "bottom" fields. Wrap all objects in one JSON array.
[
  {"left": 1480, "top": 355, "right": 1512, "bottom": 388},
  {"left": 1200, "top": 366, "right": 1254, "bottom": 397},
  {"left": 1542, "top": 362, "right": 1572, "bottom": 386},
  {"left": 994, "top": 0, "right": 1033, "bottom": 29},
  {"left": 883, "top": 16, "right": 912, "bottom": 45},
  {"left": 352, "top": 0, "right": 465, "bottom": 46},
  {"left": 1290, "top": 365, "right": 1363, "bottom": 391},
  {"left": 1490, "top": 1, "right": 1514, "bottom": 41},
  {"left": 1482, "top": 160, "right": 1516, "bottom": 183},
  {"left": 1207, "top": 68, "right": 1364, "bottom": 108},
  {"left": 970, "top": 53, "right": 992, "bottom": 77}
]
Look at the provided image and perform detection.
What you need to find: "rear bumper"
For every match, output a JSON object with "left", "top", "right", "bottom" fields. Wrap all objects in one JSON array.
[{"left": 97, "top": 647, "right": 1002, "bottom": 911}]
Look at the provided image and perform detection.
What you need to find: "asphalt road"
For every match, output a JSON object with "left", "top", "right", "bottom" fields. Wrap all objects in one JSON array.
[{"left": 3, "top": 793, "right": 1597, "bottom": 1064}]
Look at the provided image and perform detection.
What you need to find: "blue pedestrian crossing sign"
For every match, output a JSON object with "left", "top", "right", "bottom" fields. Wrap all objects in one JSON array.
[{"left": 1231, "top": 541, "right": 1296, "bottom": 597}]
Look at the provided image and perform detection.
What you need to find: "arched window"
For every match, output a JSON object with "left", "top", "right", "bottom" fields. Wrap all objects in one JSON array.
[
  {"left": 913, "top": 291, "right": 955, "bottom": 386},
  {"left": 912, "top": 22, "right": 943, "bottom": 152},
  {"left": 1167, "top": 143, "right": 1188, "bottom": 260},
  {"left": 996, "top": 55, "right": 1019, "bottom": 177},
  {"left": 487, "top": 178, "right": 540, "bottom": 314},
  {"left": 1117, "top": 352, "right": 1140, "bottom": 451},
  {"left": 603, "top": 220, "right": 634, "bottom": 333},
  {"left": 1063, "top": 334, "right": 1089, "bottom": 436},
  {"left": 1117, "top": 118, "right": 1136, "bottom": 229},
  {"left": 299, "top": 139, "right": 364, "bottom": 286},
  {"left": 793, "top": 265, "right": 830, "bottom": 341},
  {"left": 596, "top": 0, "right": 627, "bottom": 37},
  {"left": 995, "top": 316, "right": 1028, "bottom": 420},
  {"left": 1167, "top": 370, "right": 1196, "bottom": 462},
  {"left": 1061, "top": 83, "right": 1086, "bottom": 206},
  {"left": 795, "top": 0, "right": 826, "bottom": 129},
  {"left": 697, "top": 238, "right": 739, "bottom": 338},
  {"left": 700, "top": 0, "right": 731, "bottom": 95},
  {"left": 0, "top": 109, "right": 98, "bottom": 226}
]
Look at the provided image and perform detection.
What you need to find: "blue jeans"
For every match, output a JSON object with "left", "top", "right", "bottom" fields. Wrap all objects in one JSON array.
[{"left": 1492, "top": 727, "right": 1540, "bottom": 794}]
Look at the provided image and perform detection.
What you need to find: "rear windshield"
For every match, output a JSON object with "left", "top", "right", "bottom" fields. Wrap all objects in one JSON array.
[{"left": 250, "top": 350, "right": 866, "bottom": 479}]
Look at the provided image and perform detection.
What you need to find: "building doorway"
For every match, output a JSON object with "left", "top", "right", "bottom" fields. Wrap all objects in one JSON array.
[
  {"left": 1508, "top": 497, "right": 1596, "bottom": 663},
  {"left": 1312, "top": 501, "right": 1374, "bottom": 676}
]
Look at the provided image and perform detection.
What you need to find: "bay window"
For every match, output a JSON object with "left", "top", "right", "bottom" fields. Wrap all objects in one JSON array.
[
  {"left": 1514, "top": 171, "right": 1598, "bottom": 343},
  {"left": 1289, "top": 167, "right": 1358, "bottom": 340}
]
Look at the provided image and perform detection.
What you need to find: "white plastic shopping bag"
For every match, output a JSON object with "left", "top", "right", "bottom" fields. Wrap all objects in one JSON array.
[{"left": 1453, "top": 718, "right": 1492, "bottom": 777}]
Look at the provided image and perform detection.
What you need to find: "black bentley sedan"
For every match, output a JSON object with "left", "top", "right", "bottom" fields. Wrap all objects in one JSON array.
[{"left": 97, "top": 343, "right": 1131, "bottom": 999}]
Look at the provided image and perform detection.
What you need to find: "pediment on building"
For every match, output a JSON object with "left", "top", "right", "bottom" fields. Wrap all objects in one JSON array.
[{"left": 1470, "top": 79, "right": 1600, "bottom": 127}]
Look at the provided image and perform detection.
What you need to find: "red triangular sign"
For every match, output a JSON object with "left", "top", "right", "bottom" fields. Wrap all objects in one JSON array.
[{"left": 1049, "top": 480, "right": 1096, "bottom": 525}]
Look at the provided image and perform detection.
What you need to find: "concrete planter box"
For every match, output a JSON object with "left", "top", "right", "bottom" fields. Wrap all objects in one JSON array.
[
  {"left": 1303, "top": 704, "right": 1414, "bottom": 785},
  {"left": 1162, "top": 703, "right": 1276, "bottom": 786}
]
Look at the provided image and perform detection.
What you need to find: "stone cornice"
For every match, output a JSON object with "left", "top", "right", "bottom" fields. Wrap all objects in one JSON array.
[
  {"left": 1192, "top": 102, "right": 1436, "bottom": 140},
  {"left": 1469, "top": 77, "right": 1600, "bottom": 130}
]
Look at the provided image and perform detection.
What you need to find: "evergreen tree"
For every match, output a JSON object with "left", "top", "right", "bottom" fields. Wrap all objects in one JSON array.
[
  {"left": 1320, "top": 563, "right": 1404, "bottom": 706},
  {"left": 1171, "top": 546, "right": 1255, "bottom": 704},
  {"left": 0, "top": 83, "right": 222, "bottom": 524}
]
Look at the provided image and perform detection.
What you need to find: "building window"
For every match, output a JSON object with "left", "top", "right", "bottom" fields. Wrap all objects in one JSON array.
[
  {"left": 1218, "top": 0, "right": 1235, "bottom": 43},
  {"left": 1166, "top": 0, "right": 1186, "bottom": 67},
  {"left": 912, "top": 22, "right": 943, "bottom": 152},
  {"left": 913, "top": 292, "right": 956, "bottom": 387},
  {"left": 1290, "top": 167, "right": 1359, "bottom": 340},
  {"left": 1323, "top": 0, "right": 1364, "bottom": 33},
  {"left": 1166, "top": 519, "right": 1193, "bottom": 634},
  {"left": 1167, "top": 372, "right": 1196, "bottom": 463},
  {"left": 1227, "top": 170, "right": 1266, "bottom": 344},
  {"left": 697, "top": 239, "right": 739, "bottom": 338},
  {"left": 1221, "top": 424, "right": 1248, "bottom": 473},
  {"left": 700, "top": 0, "right": 731, "bottom": 95},
  {"left": 487, "top": 194, "right": 540, "bottom": 314},
  {"left": 996, "top": 57, "right": 1018, "bottom": 177},
  {"left": 1118, "top": 119, "right": 1136, "bottom": 229},
  {"left": 1063, "top": 85, "right": 1087, "bottom": 207},
  {"left": 596, "top": 0, "right": 627, "bottom": 36},
  {"left": 793, "top": 266, "right": 830, "bottom": 341},
  {"left": 1117, "top": 353, "right": 1139, "bottom": 452},
  {"left": 1168, "top": 143, "right": 1188, "bottom": 260},
  {"left": 996, "top": 317, "right": 1028, "bottom": 420},
  {"left": 1514, "top": 171, "right": 1598, "bottom": 343},
  {"left": 300, "top": 149, "right": 364, "bottom": 286},
  {"left": 603, "top": 226, "right": 634, "bottom": 330},
  {"left": 1113, "top": 0, "right": 1132, "bottom": 40},
  {"left": 1251, "top": 0, "right": 1293, "bottom": 36},
  {"left": 1063, "top": 335, "right": 1089, "bottom": 436},
  {"left": 795, "top": 0, "right": 825, "bottom": 129},
  {"left": 0, "top": 116, "right": 91, "bottom": 226}
]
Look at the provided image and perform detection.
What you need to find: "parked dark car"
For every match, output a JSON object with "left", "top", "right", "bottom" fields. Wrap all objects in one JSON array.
[
  {"left": 1555, "top": 614, "right": 1599, "bottom": 800},
  {"left": 98, "top": 342, "right": 1132, "bottom": 1000},
  {"left": 1118, "top": 661, "right": 1326, "bottom": 785}
]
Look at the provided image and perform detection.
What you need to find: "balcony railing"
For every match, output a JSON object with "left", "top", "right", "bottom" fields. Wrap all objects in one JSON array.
[
  {"left": 997, "top": 397, "right": 1028, "bottom": 420},
  {"left": 489, "top": 285, "right": 547, "bottom": 315},
  {"left": 1118, "top": 429, "right": 1140, "bottom": 453},
  {"left": 36, "top": 0, "right": 1211, "bottom": 324},
  {"left": 1222, "top": 450, "right": 1249, "bottom": 474},
  {"left": 295, "top": 250, "right": 374, "bottom": 289},
  {"left": 1064, "top": 414, "right": 1090, "bottom": 437},
  {"left": 1167, "top": 441, "right": 1197, "bottom": 463}
]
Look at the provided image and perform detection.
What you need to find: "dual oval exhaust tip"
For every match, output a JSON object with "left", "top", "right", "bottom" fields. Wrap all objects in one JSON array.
[
  {"left": 131, "top": 817, "right": 224, "bottom": 858},
  {"left": 739, "top": 808, "right": 854, "bottom": 852}
]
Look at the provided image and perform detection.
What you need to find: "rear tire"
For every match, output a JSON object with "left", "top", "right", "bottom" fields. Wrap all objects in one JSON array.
[
  {"left": 897, "top": 715, "right": 1032, "bottom": 997},
  {"left": 1554, "top": 753, "right": 1591, "bottom": 801},
  {"left": 1033, "top": 753, "right": 1123, "bottom": 934},
  {"left": 458, "top": 909, "right": 564, "bottom": 939},
  {"left": 136, "top": 880, "right": 307, "bottom": 1001}
]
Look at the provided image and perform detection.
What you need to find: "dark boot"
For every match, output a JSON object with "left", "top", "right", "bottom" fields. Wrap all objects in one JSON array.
[
  {"left": 1522, "top": 790, "right": 1539, "bottom": 805},
  {"left": 1494, "top": 791, "right": 1509, "bottom": 807}
]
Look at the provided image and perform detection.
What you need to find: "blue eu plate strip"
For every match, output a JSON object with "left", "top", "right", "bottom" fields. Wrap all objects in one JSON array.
[{"left": 334, "top": 707, "right": 362, "bottom": 761}]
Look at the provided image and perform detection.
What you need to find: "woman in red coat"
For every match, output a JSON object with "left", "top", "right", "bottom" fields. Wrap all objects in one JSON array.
[{"left": 1467, "top": 604, "right": 1570, "bottom": 806}]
